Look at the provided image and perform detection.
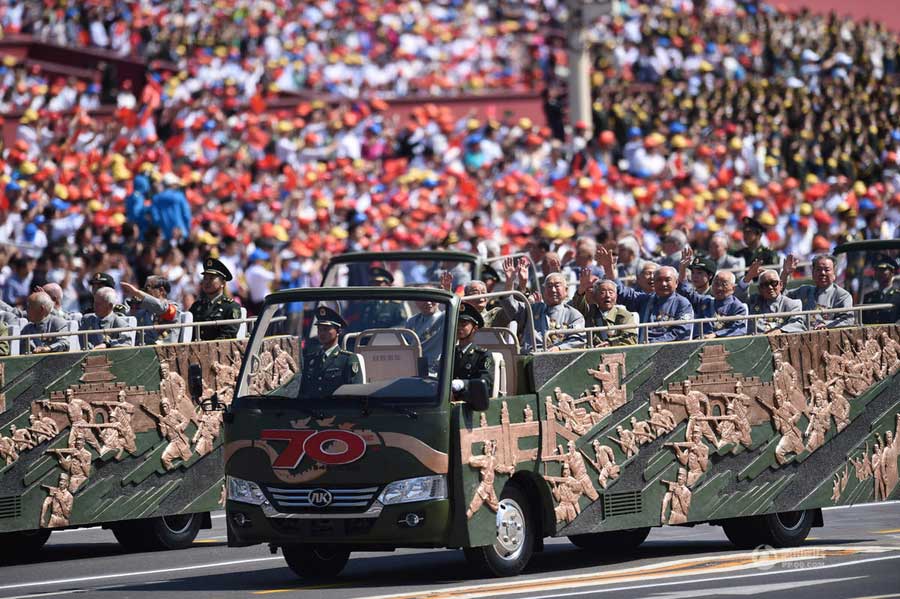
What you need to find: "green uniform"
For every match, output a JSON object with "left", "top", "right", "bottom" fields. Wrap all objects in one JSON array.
[
  {"left": 189, "top": 293, "right": 242, "bottom": 341},
  {"left": 300, "top": 345, "right": 363, "bottom": 399},
  {"left": 731, "top": 246, "right": 779, "bottom": 268},
  {"left": 453, "top": 343, "right": 494, "bottom": 394},
  {"left": 862, "top": 287, "right": 900, "bottom": 324},
  {"left": 350, "top": 300, "right": 404, "bottom": 331}
]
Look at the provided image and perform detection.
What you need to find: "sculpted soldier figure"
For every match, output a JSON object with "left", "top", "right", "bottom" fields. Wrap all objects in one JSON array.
[
  {"left": 708, "top": 381, "right": 753, "bottom": 448},
  {"left": 193, "top": 410, "right": 222, "bottom": 457},
  {"left": 648, "top": 405, "right": 677, "bottom": 437},
  {"left": 609, "top": 425, "right": 639, "bottom": 459},
  {"left": 630, "top": 416, "right": 655, "bottom": 445},
  {"left": 667, "top": 427, "right": 709, "bottom": 486},
  {"left": 210, "top": 361, "right": 240, "bottom": 406},
  {"left": 40, "top": 472, "right": 74, "bottom": 528},
  {"left": 880, "top": 332, "right": 900, "bottom": 378},
  {"left": 661, "top": 468, "right": 692, "bottom": 525},
  {"left": 761, "top": 389, "right": 805, "bottom": 465},
  {"left": 591, "top": 439, "right": 620, "bottom": 488},
  {"left": 549, "top": 463, "right": 583, "bottom": 524},
  {"left": 9, "top": 424, "right": 35, "bottom": 452},
  {"left": 466, "top": 440, "right": 514, "bottom": 518},
  {"left": 549, "top": 440, "right": 599, "bottom": 501},
  {"left": 50, "top": 433, "right": 92, "bottom": 492},
  {"left": 42, "top": 389, "right": 101, "bottom": 452},
  {"left": 28, "top": 413, "right": 58, "bottom": 444},
  {"left": 827, "top": 379, "right": 850, "bottom": 432},
  {"left": 0, "top": 434, "right": 18, "bottom": 465},
  {"left": 660, "top": 380, "right": 719, "bottom": 447},
  {"left": 271, "top": 347, "right": 298, "bottom": 388},
  {"left": 805, "top": 392, "right": 833, "bottom": 452},
  {"left": 145, "top": 398, "right": 192, "bottom": 470},
  {"left": 159, "top": 361, "right": 190, "bottom": 410}
]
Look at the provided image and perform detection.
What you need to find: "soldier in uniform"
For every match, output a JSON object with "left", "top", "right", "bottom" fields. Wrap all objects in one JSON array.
[
  {"left": 686, "top": 255, "right": 716, "bottom": 296},
  {"left": 862, "top": 255, "right": 900, "bottom": 324},
  {"left": 736, "top": 264, "right": 806, "bottom": 334},
  {"left": 347, "top": 267, "right": 405, "bottom": 332},
  {"left": 783, "top": 254, "right": 854, "bottom": 329},
  {"left": 40, "top": 472, "right": 74, "bottom": 528},
  {"left": 22, "top": 291, "right": 70, "bottom": 353},
  {"left": 79, "top": 287, "right": 134, "bottom": 349},
  {"left": 730, "top": 217, "right": 780, "bottom": 268},
  {"left": 190, "top": 258, "right": 242, "bottom": 341},
  {"left": 452, "top": 303, "right": 495, "bottom": 397},
  {"left": 88, "top": 272, "right": 129, "bottom": 314},
  {"left": 121, "top": 277, "right": 182, "bottom": 344},
  {"left": 300, "top": 307, "right": 363, "bottom": 399}
]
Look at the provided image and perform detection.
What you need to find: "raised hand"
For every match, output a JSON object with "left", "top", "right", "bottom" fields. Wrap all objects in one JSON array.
[
  {"left": 517, "top": 257, "right": 531, "bottom": 289},
  {"left": 577, "top": 264, "right": 593, "bottom": 295},
  {"left": 744, "top": 258, "right": 763, "bottom": 284},
  {"left": 503, "top": 256, "right": 516, "bottom": 290},
  {"left": 781, "top": 254, "right": 797, "bottom": 285},
  {"left": 439, "top": 270, "right": 453, "bottom": 292}
]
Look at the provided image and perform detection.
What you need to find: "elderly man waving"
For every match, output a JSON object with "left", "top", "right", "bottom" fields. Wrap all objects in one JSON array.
[
  {"left": 595, "top": 246, "right": 693, "bottom": 343},
  {"left": 500, "top": 256, "right": 585, "bottom": 352},
  {"left": 677, "top": 247, "right": 748, "bottom": 338}
]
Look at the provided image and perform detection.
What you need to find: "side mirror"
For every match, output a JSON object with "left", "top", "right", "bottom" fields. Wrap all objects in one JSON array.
[
  {"left": 188, "top": 364, "right": 204, "bottom": 403},
  {"left": 462, "top": 379, "right": 489, "bottom": 412}
]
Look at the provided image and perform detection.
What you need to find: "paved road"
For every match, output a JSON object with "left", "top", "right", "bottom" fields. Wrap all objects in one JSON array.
[{"left": 1, "top": 503, "right": 898, "bottom": 599}]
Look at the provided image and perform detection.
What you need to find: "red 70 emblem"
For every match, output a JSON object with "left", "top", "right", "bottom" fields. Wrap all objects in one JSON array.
[{"left": 261, "top": 429, "right": 367, "bottom": 469}]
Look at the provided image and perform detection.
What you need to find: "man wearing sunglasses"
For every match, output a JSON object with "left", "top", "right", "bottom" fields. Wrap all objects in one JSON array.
[
  {"left": 737, "top": 260, "right": 806, "bottom": 334},
  {"left": 121, "top": 276, "right": 182, "bottom": 344}
]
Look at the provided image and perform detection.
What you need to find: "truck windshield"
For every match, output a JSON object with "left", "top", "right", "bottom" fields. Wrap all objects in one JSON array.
[
  {"left": 238, "top": 296, "right": 450, "bottom": 405},
  {"left": 322, "top": 258, "right": 474, "bottom": 289}
]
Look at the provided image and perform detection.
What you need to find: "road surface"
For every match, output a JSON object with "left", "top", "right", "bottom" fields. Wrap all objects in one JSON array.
[{"left": 0, "top": 502, "right": 898, "bottom": 599}]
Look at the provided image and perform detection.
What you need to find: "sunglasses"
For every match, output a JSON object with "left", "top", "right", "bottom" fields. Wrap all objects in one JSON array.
[{"left": 760, "top": 280, "right": 780, "bottom": 288}]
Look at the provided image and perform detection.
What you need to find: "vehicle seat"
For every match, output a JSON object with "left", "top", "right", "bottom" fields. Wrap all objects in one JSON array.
[
  {"left": 472, "top": 327, "right": 519, "bottom": 395},
  {"left": 355, "top": 328, "right": 422, "bottom": 383},
  {"left": 490, "top": 351, "right": 506, "bottom": 397},
  {"left": 178, "top": 311, "right": 194, "bottom": 343},
  {"left": 236, "top": 307, "right": 248, "bottom": 339}
]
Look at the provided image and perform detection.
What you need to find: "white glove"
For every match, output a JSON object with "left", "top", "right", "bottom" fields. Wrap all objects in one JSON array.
[{"left": 452, "top": 379, "right": 465, "bottom": 393}]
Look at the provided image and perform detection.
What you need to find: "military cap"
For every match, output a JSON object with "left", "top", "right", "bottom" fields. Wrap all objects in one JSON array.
[
  {"left": 458, "top": 302, "right": 485, "bottom": 328},
  {"left": 741, "top": 216, "right": 766, "bottom": 233},
  {"left": 480, "top": 265, "right": 500, "bottom": 283},
  {"left": 874, "top": 255, "right": 899, "bottom": 271},
  {"left": 315, "top": 306, "right": 347, "bottom": 328},
  {"left": 690, "top": 256, "right": 717, "bottom": 276},
  {"left": 90, "top": 272, "right": 116, "bottom": 288},
  {"left": 369, "top": 266, "right": 394, "bottom": 284},
  {"left": 202, "top": 257, "right": 233, "bottom": 281}
]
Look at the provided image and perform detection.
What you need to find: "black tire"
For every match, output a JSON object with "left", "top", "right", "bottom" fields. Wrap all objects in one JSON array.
[
  {"left": 463, "top": 484, "right": 535, "bottom": 577},
  {"left": 723, "top": 510, "right": 814, "bottom": 549},
  {"left": 112, "top": 513, "right": 203, "bottom": 552},
  {"left": 0, "top": 529, "right": 51, "bottom": 560},
  {"left": 568, "top": 527, "right": 651, "bottom": 552},
  {"left": 282, "top": 545, "right": 351, "bottom": 580}
]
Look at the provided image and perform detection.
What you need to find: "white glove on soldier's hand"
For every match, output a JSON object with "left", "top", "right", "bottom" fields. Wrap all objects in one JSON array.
[{"left": 452, "top": 379, "right": 465, "bottom": 393}]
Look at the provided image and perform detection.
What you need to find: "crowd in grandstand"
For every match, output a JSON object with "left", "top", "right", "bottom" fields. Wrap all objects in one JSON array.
[{"left": 0, "top": 0, "right": 895, "bottom": 351}]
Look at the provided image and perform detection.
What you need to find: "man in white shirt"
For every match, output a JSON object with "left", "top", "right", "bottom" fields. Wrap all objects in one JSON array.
[{"left": 244, "top": 249, "right": 277, "bottom": 315}]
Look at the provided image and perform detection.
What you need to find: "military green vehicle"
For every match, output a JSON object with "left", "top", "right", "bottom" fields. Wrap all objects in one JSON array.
[
  {"left": 0, "top": 319, "right": 249, "bottom": 560},
  {"left": 220, "top": 244, "right": 900, "bottom": 580}
]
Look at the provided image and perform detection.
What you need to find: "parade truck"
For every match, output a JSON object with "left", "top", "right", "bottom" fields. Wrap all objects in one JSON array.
[
  {"left": 219, "top": 241, "right": 900, "bottom": 579},
  {"left": 0, "top": 317, "right": 257, "bottom": 560}
]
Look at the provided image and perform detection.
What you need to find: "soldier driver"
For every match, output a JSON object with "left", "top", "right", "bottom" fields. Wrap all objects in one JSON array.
[
  {"left": 451, "top": 303, "right": 495, "bottom": 399},
  {"left": 300, "top": 307, "right": 363, "bottom": 399}
]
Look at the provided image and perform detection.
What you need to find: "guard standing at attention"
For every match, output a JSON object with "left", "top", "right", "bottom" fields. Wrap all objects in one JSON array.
[
  {"left": 452, "top": 303, "right": 494, "bottom": 397},
  {"left": 190, "top": 258, "right": 242, "bottom": 341},
  {"left": 301, "top": 307, "right": 363, "bottom": 399}
]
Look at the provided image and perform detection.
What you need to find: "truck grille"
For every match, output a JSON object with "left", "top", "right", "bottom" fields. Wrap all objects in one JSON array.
[
  {"left": 263, "top": 485, "right": 380, "bottom": 512},
  {"left": 0, "top": 495, "right": 20, "bottom": 519}
]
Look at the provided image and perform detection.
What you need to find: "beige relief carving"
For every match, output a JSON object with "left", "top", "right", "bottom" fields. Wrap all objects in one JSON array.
[
  {"left": 0, "top": 434, "right": 17, "bottom": 465},
  {"left": 840, "top": 414, "right": 900, "bottom": 503},
  {"left": 40, "top": 472, "right": 73, "bottom": 528},
  {"left": 193, "top": 409, "right": 222, "bottom": 457},
  {"left": 547, "top": 462, "right": 584, "bottom": 524},
  {"left": 143, "top": 397, "right": 193, "bottom": 470},
  {"left": 48, "top": 432, "right": 92, "bottom": 493},
  {"left": 831, "top": 465, "right": 849, "bottom": 502},
  {"left": 466, "top": 440, "right": 514, "bottom": 518},
  {"left": 590, "top": 439, "right": 620, "bottom": 488},
  {"left": 609, "top": 425, "right": 639, "bottom": 459},
  {"left": 665, "top": 425, "right": 711, "bottom": 486},
  {"left": 247, "top": 342, "right": 299, "bottom": 396},
  {"left": 660, "top": 467, "right": 692, "bottom": 525}
]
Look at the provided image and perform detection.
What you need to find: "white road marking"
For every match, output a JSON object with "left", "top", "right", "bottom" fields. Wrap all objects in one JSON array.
[
  {"left": 824, "top": 500, "right": 899, "bottom": 511},
  {"left": 518, "top": 555, "right": 900, "bottom": 599},
  {"left": 0, "top": 556, "right": 283, "bottom": 592},
  {"left": 642, "top": 577, "right": 864, "bottom": 598}
]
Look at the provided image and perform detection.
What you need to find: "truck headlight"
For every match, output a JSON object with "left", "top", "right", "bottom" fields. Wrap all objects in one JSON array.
[
  {"left": 378, "top": 476, "right": 447, "bottom": 505},
  {"left": 227, "top": 476, "right": 267, "bottom": 506}
]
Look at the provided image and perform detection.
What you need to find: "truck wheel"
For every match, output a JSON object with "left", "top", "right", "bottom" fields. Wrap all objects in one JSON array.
[
  {"left": 112, "top": 514, "right": 203, "bottom": 551},
  {"left": 568, "top": 527, "right": 651, "bottom": 552},
  {"left": 0, "top": 529, "right": 51, "bottom": 560},
  {"left": 463, "top": 484, "right": 534, "bottom": 577},
  {"left": 722, "top": 510, "right": 814, "bottom": 549},
  {"left": 282, "top": 545, "right": 351, "bottom": 580}
]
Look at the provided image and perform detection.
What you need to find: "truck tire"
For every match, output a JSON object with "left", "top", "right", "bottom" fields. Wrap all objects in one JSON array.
[
  {"left": 723, "top": 510, "right": 814, "bottom": 549},
  {"left": 282, "top": 545, "right": 351, "bottom": 580},
  {"left": 112, "top": 513, "right": 203, "bottom": 551},
  {"left": 0, "top": 529, "right": 51, "bottom": 560},
  {"left": 568, "top": 527, "right": 651, "bottom": 552},
  {"left": 463, "top": 484, "right": 534, "bottom": 577}
]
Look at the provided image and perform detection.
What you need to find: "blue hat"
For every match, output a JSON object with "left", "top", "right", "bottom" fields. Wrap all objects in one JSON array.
[
  {"left": 859, "top": 198, "right": 875, "bottom": 211},
  {"left": 669, "top": 122, "right": 686, "bottom": 134},
  {"left": 51, "top": 198, "right": 70, "bottom": 211},
  {"left": 249, "top": 249, "right": 270, "bottom": 262},
  {"left": 23, "top": 223, "right": 37, "bottom": 241},
  {"left": 33, "top": 215, "right": 45, "bottom": 225},
  {"left": 627, "top": 126, "right": 642, "bottom": 138},
  {"left": 5, "top": 181, "right": 20, "bottom": 193}
]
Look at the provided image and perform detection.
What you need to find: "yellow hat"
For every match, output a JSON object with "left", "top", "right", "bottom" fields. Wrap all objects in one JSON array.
[
  {"left": 714, "top": 207, "right": 730, "bottom": 220},
  {"left": 742, "top": 180, "right": 760, "bottom": 197},
  {"left": 19, "top": 161, "right": 37, "bottom": 176},
  {"left": 518, "top": 117, "right": 532, "bottom": 130},
  {"left": 853, "top": 181, "right": 867, "bottom": 196},
  {"left": 87, "top": 200, "right": 103, "bottom": 212},
  {"left": 20, "top": 109, "right": 38, "bottom": 124},
  {"left": 759, "top": 212, "right": 776, "bottom": 226},
  {"left": 110, "top": 213, "right": 126, "bottom": 227},
  {"left": 2, "top": 55, "right": 16, "bottom": 67},
  {"left": 799, "top": 203, "right": 813, "bottom": 215},
  {"left": 53, "top": 183, "right": 68, "bottom": 200},
  {"left": 329, "top": 226, "right": 348, "bottom": 240},
  {"left": 728, "top": 137, "right": 742, "bottom": 151},
  {"left": 272, "top": 225, "right": 289, "bottom": 242}
]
